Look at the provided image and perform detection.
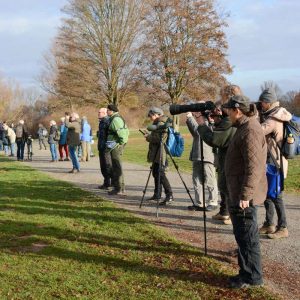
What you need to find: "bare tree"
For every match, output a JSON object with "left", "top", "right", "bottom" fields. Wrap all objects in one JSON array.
[
  {"left": 61, "top": 0, "right": 145, "bottom": 107},
  {"left": 140, "top": 0, "right": 231, "bottom": 107}
]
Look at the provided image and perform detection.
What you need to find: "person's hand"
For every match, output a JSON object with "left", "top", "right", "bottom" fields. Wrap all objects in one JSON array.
[
  {"left": 196, "top": 115, "right": 206, "bottom": 125},
  {"left": 186, "top": 112, "right": 193, "bottom": 118},
  {"left": 239, "top": 200, "right": 250, "bottom": 209}
]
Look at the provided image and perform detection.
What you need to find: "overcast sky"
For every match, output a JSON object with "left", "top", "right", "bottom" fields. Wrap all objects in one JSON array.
[{"left": 0, "top": 0, "right": 299, "bottom": 100}]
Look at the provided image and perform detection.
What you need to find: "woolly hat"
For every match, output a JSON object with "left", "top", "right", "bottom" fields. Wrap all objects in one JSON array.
[
  {"left": 147, "top": 107, "right": 164, "bottom": 117},
  {"left": 259, "top": 88, "right": 277, "bottom": 103},
  {"left": 107, "top": 104, "right": 119, "bottom": 112}
]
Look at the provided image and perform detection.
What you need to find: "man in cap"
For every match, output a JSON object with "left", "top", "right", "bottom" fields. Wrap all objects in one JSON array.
[
  {"left": 144, "top": 107, "right": 173, "bottom": 205},
  {"left": 223, "top": 95, "right": 267, "bottom": 288},
  {"left": 258, "top": 88, "right": 291, "bottom": 239},
  {"left": 106, "top": 104, "right": 129, "bottom": 195}
]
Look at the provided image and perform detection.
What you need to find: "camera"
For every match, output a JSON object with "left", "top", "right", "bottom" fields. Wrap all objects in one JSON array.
[{"left": 169, "top": 101, "right": 216, "bottom": 115}]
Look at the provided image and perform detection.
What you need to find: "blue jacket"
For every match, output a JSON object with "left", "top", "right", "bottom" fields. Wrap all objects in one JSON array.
[
  {"left": 59, "top": 124, "right": 68, "bottom": 145},
  {"left": 81, "top": 120, "right": 92, "bottom": 142},
  {"left": 98, "top": 116, "right": 110, "bottom": 151}
]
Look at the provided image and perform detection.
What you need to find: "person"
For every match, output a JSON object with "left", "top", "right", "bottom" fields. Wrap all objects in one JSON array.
[
  {"left": 3, "top": 124, "right": 16, "bottom": 156},
  {"left": 65, "top": 113, "right": 81, "bottom": 173},
  {"left": 258, "top": 88, "right": 291, "bottom": 239},
  {"left": 144, "top": 107, "right": 173, "bottom": 205},
  {"left": 37, "top": 124, "right": 47, "bottom": 150},
  {"left": 15, "top": 120, "right": 28, "bottom": 161},
  {"left": 48, "top": 120, "right": 58, "bottom": 162},
  {"left": 106, "top": 104, "right": 129, "bottom": 195},
  {"left": 223, "top": 95, "right": 267, "bottom": 289},
  {"left": 80, "top": 116, "right": 92, "bottom": 162},
  {"left": 97, "top": 108, "right": 112, "bottom": 189},
  {"left": 2, "top": 125, "right": 9, "bottom": 156},
  {"left": 186, "top": 110, "right": 218, "bottom": 211},
  {"left": 197, "top": 85, "right": 240, "bottom": 223},
  {"left": 26, "top": 135, "right": 34, "bottom": 160},
  {"left": 58, "top": 117, "right": 69, "bottom": 161}
]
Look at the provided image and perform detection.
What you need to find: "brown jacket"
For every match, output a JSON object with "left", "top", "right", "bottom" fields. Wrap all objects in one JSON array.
[
  {"left": 225, "top": 116, "right": 267, "bottom": 210},
  {"left": 261, "top": 104, "right": 291, "bottom": 178}
]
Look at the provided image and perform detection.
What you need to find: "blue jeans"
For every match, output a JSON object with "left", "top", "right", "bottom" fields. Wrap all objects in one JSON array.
[
  {"left": 4, "top": 145, "right": 9, "bottom": 155},
  {"left": 10, "top": 143, "right": 15, "bottom": 156},
  {"left": 69, "top": 145, "right": 80, "bottom": 170},
  {"left": 50, "top": 143, "right": 57, "bottom": 161}
]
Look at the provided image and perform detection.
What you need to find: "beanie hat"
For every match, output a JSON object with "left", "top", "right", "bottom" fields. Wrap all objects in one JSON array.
[
  {"left": 259, "top": 88, "right": 277, "bottom": 103},
  {"left": 107, "top": 104, "right": 119, "bottom": 112},
  {"left": 148, "top": 107, "right": 164, "bottom": 117}
]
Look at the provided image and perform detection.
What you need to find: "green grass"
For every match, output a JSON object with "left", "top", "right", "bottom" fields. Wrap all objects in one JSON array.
[
  {"left": 0, "top": 157, "right": 278, "bottom": 299},
  {"left": 120, "top": 129, "right": 300, "bottom": 194}
]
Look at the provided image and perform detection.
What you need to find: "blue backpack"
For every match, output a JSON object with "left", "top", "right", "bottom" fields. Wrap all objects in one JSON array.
[
  {"left": 166, "top": 127, "right": 184, "bottom": 157},
  {"left": 281, "top": 115, "right": 300, "bottom": 159}
]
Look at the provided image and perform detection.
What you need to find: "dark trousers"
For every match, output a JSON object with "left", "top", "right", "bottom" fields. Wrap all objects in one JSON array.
[
  {"left": 39, "top": 138, "right": 47, "bottom": 150},
  {"left": 264, "top": 193, "right": 287, "bottom": 228},
  {"left": 230, "top": 206, "right": 263, "bottom": 285},
  {"left": 16, "top": 141, "right": 25, "bottom": 160},
  {"left": 152, "top": 162, "right": 172, "bottom": 198},
  {"left": 218, "top": 170, "right": 229, "bottom": 216},
  {"left": 99, "top": 150, "right": 112, "bottom": 186},
  {"left": 110, "top": 145, "right": 125, "bottom": 192}
]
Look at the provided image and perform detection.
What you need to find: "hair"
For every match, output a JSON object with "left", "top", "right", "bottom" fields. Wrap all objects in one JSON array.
[
  {"left": 239, "top": 103, "right": 257, "bottom": 117},
  {"left": 60, "top": 117, "right": 65, "bottom": 122},
  {"left": 50, "top": 120, "right": 57, "bottom": 126},
  {"left": 220, "top": 84, "right": 242, "bottom": 103},
  {"left": 19, "top": 119, "right": 24, "bottom": 125}
]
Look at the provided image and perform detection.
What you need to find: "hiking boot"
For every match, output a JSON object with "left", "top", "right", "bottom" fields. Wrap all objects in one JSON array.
[
  {"left": 229, "top": 276, "right": 263, "bottom": 289},
  {"left": 59, "top": 158, "right": 64, "bottom": 161},
  {"left": 64, "top": 158, "right": 70, "bottom": 161},
  {"left": 212, "top": 213, "right": 230, "bottom": 221},
  {"left": 267, "top": 227, "right": 289, "bottom": 239},
  {"left": 205, "top": 205, "right": 218, "bottom": 212},
  {"left": 98, "top": 184, "right": 110, "bottom": 190},
  {"left": 159, "top": 195, "right": 174, "bottom": 206},
  {"left": 259, "top": 223, "right": 276, "bottom": 234},
  {"left": 146, "top": 195, "right": 161, "bottom": 201},
  {"left": 188, "top": 205, "right": 203, "bottom": 211},
  {"left": 223, "top": 218, "right": 232, "bottom": 225},
  {"left": 108, "top": 189, "right": 126, "bottom": 196}
]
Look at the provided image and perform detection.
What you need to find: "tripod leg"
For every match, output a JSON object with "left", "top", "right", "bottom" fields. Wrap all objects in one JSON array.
[
  {"left": 139, "top": 167, "right": 153, "bottom": 208},
  {"left": 163, "top": 144, "right": 196, "bottom": 206}
]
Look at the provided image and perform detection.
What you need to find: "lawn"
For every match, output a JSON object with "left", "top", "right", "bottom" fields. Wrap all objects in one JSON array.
[
  {"left": 0, "top": 157, "right": 278, "bottom": 299},
  {"left": 121, "top": 128, "right": 300, "bottom": 194}
]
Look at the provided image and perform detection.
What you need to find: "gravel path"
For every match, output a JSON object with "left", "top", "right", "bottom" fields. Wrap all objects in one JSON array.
[{"left": 23, "top": 143, "right": 300, "bottom": 299}]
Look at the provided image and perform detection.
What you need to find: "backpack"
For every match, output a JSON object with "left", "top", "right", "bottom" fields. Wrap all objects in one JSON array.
[
  {"left": 42, "top": 128, "right": 48, "bottom": 137},
  {"left": 15, "top": 125, "right": 23, "bottom": 139},
  {"left": 266, "top": 163, "right": 284, "bottom": 200},
  {"left": 280, "top": 115, "right": 300, "bottom": 159},
  {"left": 166, "top": 127, "right": 184, "bottom": 157}
]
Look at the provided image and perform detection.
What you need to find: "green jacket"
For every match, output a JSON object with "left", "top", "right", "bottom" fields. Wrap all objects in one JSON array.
[
  {"left": 65, "top": 119, "right": 81, "bottom": 146},
  {"left": 146, "top": 115, "right": 171, "bottom": 164},
  {"left": 198, "top": 116, "right": 236, "bottom": 194},
  {"left": 107, "top": 113, "right": 129, "bottom": 146}
]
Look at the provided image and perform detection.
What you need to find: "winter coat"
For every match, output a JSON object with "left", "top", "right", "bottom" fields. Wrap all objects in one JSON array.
[
  {"left": 81, "top": 120, "right": 92, "bottom": 142},
  {"left": 98, "top": 116, "right": 110, "bottom": 152},
  {"left": 59, "top": 124, "right": 68, "bottom": 145},
  {"left": 260, "top": 103, "right": 291, "bottom": 178},
  {"left": 225, "top": 116, "right": 267, "bottom": 210},
  {"left": 66, "top": 119, "right": 81, "bottom": 147},
  {"left": 186, "top": 116, "right": 214, "bottom": 164},
  {"left": 37, "top": 127, "right": 46, "bottom": 139},
  {"left": 146, "top": 115, "right": 172, "bottom": 164},
  {"left": 15, "top": 124, "right": 28, "bottom": 142},
  {"left": 107, "top": 112, "right": 129, "bottom": 147},
  {"left": 48, "top": 125, "right": 58, "bottom": 144},
  {"left": 7, "top": 127, "right": 16, "bottom": 144}
]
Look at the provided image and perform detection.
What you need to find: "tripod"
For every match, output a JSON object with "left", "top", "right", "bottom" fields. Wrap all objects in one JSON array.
[{"left": 139, "top": 131, "right": 196, "bottom": 217}]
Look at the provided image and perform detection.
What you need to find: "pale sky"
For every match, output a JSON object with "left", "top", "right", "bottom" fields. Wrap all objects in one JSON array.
[{"left": 0, "top": 0, "right": 299, "bottom": 100}]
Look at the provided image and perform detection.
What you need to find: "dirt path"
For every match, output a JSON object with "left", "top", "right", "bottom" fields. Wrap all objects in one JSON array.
[{"left": 23, "top": 143, "right": 300, "bottom": 299}]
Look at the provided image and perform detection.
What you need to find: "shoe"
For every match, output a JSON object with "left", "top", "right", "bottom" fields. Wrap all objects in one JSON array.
[
  {"left": 64, "top": 158, "right": 70, "bottom": 161},
  {"left": 206, "top": 205, "right": 218, "bottom": 212},
  {"left": 267, "top": 227, "right": 288, "bottom": 239},
  {"left": 188, "top": 205, "right": 204, "bottom": 211},
  {"left": 59, "top": 158, "right": 64, "bottom": 161},
  {"left": 223, "top": 218, "right": 232, "bottom": 225},
  {"left": 229, "top": 276, "right": 263, "bottom": 289},
  {"left": 212, "top": 213, "right": 230, "bottom": 221},
  {"left": 259, "top": 223, "right": 276, "bottom": 234},
  {"left": 68, "top": 169, "right": 75, "bottom": 173},
  {"left": 159, "top": 195, "right": 174, "bottom": 206},
  {"left": 147, "top": 195, "right": 161, "bottom": 201},
  {"left": 98, "top": 184, "right": 110, "bottom": 190}
]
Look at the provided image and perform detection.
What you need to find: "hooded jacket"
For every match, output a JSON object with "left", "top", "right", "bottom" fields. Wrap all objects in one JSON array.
[
  {"left": 225, "top": 116, "right": 267, "bottom": 209},
  {"left": 260, "top": 103, "right": 292, "bottom": 178}
]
